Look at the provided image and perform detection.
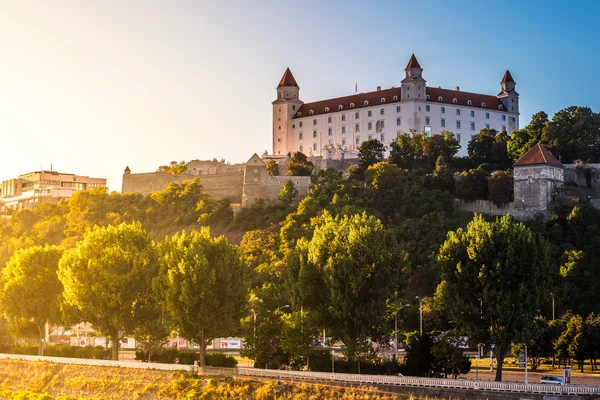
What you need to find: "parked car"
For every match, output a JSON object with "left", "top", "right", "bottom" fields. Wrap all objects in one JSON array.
[{"left": 539, "top": 376, "right": 565, "bottom": 385}]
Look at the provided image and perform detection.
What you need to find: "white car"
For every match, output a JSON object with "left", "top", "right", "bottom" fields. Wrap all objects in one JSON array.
[{"left": 539, "top": 376, "right": 565, "bottom": 385}]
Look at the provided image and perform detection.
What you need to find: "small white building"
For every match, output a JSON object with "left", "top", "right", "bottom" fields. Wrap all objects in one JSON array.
[{"left": 272, "top": 54, "right": 519, "bottom": 159}]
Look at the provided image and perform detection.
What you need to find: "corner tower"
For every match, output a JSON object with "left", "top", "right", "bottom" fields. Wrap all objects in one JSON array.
[
  {"left": 273, "top": 68, "right": 303, "bottom": 156},
  {"left": 497, "top": 70, "right": 520, "bottom": 130},
  {"left": 401, "top": 54, "right": 426, "bottom": 101}
]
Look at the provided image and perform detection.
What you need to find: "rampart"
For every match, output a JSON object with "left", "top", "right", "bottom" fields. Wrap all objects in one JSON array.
[
  {"left": 242, "top": 176, "right": 312, "bottom": 207},
  {"left": 564, "top": 164, "right": 600, "bottom": 187}
]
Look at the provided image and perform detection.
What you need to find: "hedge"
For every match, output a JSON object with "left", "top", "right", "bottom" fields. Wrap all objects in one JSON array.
[
  {"left": 135, "top": 349, "right": 237, "bottom": 367},
  {"left": 3, "top": 345, "right": 111, "bottom": 359}
]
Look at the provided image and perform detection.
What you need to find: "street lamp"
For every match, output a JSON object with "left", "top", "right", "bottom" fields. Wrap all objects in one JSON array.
[
  {"left": 393, "top": 304, "right": 410, "bottom": 361},
  {"left": 416, "top": 296, "right": 423, "bottom": 336},
  {"left": 267, "top": 305, "right": 290, "bottom": 314},
  {"left": 251, "top": 309, "right": 260, "bottom": 344},
  {"left": 551, "top": 292, "right": 555, "bottom": 321}
]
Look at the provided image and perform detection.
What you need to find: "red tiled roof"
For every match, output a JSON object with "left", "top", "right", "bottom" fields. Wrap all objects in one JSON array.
[
  {"left": 501, "top": 70, "right": 515, "bottom": 84},
  {"left": 406, "top": 54, "right": 422, "bottom": 69},
  {"left": 294, "top": 86, "right": 507, "bottom": 119},
  {"left": 513, "top": 144, "right": 563, "bottom": 167},
  {"left": 278, "top": 68, "right": 298, "bottom": 88}
]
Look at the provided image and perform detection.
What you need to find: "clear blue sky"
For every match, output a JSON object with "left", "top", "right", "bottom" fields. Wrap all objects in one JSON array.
[{"left": 0, "top": 0, "right": 598, "bottom": 191}]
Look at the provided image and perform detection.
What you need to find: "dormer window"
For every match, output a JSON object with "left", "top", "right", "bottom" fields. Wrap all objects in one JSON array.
[
  {"left": 393, "top": 95, "right": 398, "bottom": 101},
  {"left": 364, "top": 101, "right": 369, "bottom": 106},
  {"left": 467, "top": 100, "right": 472, "bottom": 106},
  {"left": 498, "top": 105, "right": 504, "bottom": 110},
  {"left": 481, "top": 102, "right": 487, "bottom": 108},
  {"left": 452, "top": 98, "right": 457, "bottom": 104},
  {"left": 350, "top": 103, "right": 355, "bottom": 108},
  {"left": 310, "top": 110, "right": 314, "bottom": 115},
  {"left": 296, "top": 112, "right": 302, "bottom": 117},
  {"left": 338, "top": 105, "right": 343, "bottom": 110},
  {"left": 437, "top": 96, "right": 443, "bottom": 102},
  {"left": 381, "top": 98, "right": 386, "bottom": 103},
  {"left": 426, "top": 95, "right": 430, "bottom": 100},
  {"left": 325, "top": 107, "right": 330, "bottom": 112}
]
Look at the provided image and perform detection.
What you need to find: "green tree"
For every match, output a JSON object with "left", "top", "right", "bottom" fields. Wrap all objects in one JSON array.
[
  {"left": 512, "top": 316, "right": 554, "bottom": 371},
  {"left": 507, "top": 111, "right": 549, "bottom": 162},
  {"left": 287, "top": 152, "right": 314, "bottom": 176},
  {"left": 388, "top": 134, "right": 425, "bottom": 170},
  {"left": 542, "top": 106, "right": 600, "bottom": 163},
  {"left": 288, "top": 211, "right": 408, "bottom": 364},
  {"left": 402, "top": 332, "right": 435, "bottom": 377},
  {"left": 278, "top": 180, "right": 299, "bottom": 207},
  {"left": 488, "top": 170, "right": 514, "bottom": 207},
  {"left": 438, "top": 214, "right": 551, "bottom": 381},
  {"left": 455, "top": 169, "right": 489, "bottom": 201},
  {"left": 156, "top": 161, "right": 187, "bottom": 174},
  {"left": 467, "top": 129, "right": 497, "bottom": 167},
  {"left": 424, "top": 132, "right": 460, "bottom": 171},
  {"left": 266, "top": 160, "right": 280, "bottom": 176},
  {"left": 358, "top": 139, "right": 386, "bottom": 169},
  {"left": 0, "top": 245, "right": 64, "bottom": 355},
  {"left": 58, "top": 222, "right": 158, "bottom": 360},
  {"left": 431, "top": 335, "right": 471, "bottom": 378},
  {"left": 156, "top": 228, "right": 249, "bottom": 367}
]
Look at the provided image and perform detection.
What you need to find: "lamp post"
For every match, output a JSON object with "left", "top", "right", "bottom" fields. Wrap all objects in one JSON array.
[
  {"left": 394, "top": 304, "right": 410, "bottom": 361},
  {"left": 551, "top": 292, "right": 555, "bottom": 321},
  {"left": 251, "top": 309, "right": 260, "bottom": 345},
  {"left": 416, "top": 296, "right": 423, "bottom": 336}
]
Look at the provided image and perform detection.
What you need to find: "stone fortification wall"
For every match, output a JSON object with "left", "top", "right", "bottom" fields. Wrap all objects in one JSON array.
[
  {"left": 513, "top": 165, "right": 563, "bottom": 211},
  {"left": 122, "top": 171, "right": 244, "bottom": 203},
  {"left": 242, "top": 175, "right": 311, "bottom": 207},
  {"left": 453, "top": 199, "right": 547, "bottom": 220},
  {"left": 564, "top": 164, "right": 600, "bottom": 187}
]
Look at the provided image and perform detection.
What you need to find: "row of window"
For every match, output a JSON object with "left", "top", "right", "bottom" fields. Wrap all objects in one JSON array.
[{"left": 298, "top": 133, "right": 390, "bottom": 153}]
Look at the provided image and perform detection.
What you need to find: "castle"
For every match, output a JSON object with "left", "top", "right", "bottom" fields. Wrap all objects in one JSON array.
[{"left": 271, "top": 54, "right": 519, "bottom": 160}]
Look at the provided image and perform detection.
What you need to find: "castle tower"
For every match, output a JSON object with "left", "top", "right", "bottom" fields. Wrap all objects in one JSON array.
[
  {"left": 497, "top": 70, "right": 520, "bottom": 131},
  {"left": 273, "top": 68, "right": 303, "bottom": 156},
  {"left": 400, "top": 54, "right": 426, "bottom": 134},
  {"left": 513, "top": 144, "right": 563, "bottom": 211}
]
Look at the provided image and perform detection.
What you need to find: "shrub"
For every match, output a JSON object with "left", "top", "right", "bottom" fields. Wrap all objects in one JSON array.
[
  {"left": 6, "top": 345, "right": 110, "bottom": 360},
  {"left": 135, "top": 349, "right": 237, "bottom": 367}
]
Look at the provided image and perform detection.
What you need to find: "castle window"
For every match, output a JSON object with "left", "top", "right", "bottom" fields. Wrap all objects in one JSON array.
[
  {"left": 328, "top": 116, "right": 332, "bottom": 124},
  {"left": 356, "top": 136, "right": 360, "bottom": 144},
  {"left": 425, "top": 116, "right": 430, "bottom": 125},
  {"left": 426, "top": 94, "right": 430, "bottom": 100},
  {"left": 310, "top": 110, "right": 314, "bottom": 115},
  {"left": 393, "top": 95, "right": 398, "bottom": 101},
  {"left": 498, "top": 105, "right": 504, "bottom": 110},
  {"left": 438, "top": 96, "right": 443, "bottom": 102},
  {"left": 293, "top": 105, "right": 295, "bottom": 110},
  {"left": 355, "top": 124, "right": 360, "bottom": 132},
  {"left": 368, "top": 110, "right": 372, "bottom": 117},
  {"left": 481, "top": 102, "right": 487, "bottom": 108},
  {"left": 502, "top": 125, "right": 506, "bottom": 131},
  {"left": 342, "top": 114, "right": 346, "bottom": 121},
  {"left": 339, "top": 105, "right": 343, "bottom": 110},
  {"left": 299, "top": 145, "right": 303, "bottom": 152},
  {"left": 299, "top": 121, "right": 303, "bottom": 128},
  {"left": 426, "top": 105, "right": 430, "bottom": 112},
  {"left": 456, "top": 109, "right": 461, "bottom": 116},
  {"left": 368, "top": 135, "right": 372, "bottom": 140},
  {"left": 342, "top": 126, "right": 346, "bottom": 134},
  {"left": 485, "top": 112, "right": 490, "bottom": 120},
  {"left": 396, "top": 105, "right": 401, "bottom": 112},
  {"left": 397, "top": 118, "right": 401, "bottom": 126},
  {"left": 364, "top": 101, "right": 369, "bottom": 106},
  {"left": 376, "top": 120, "right": 384, "bottom": 132},
  {"left": 350, "top": 102, "right": 355, "bottom": 108},
  {"left": 456, "top": 120, "right": 461, "bottom": 130},
  {"left": 456, "top": 134, "right": 461, "bottom": 142},
  {"left": 381, "top": 98, "right": 386, "bottom": 103},
  {"left": 292, "top": 124, "right": 295, "bottom": 129},
  {"left": 502, "top": 114, "right": 506, "bottom": 121},
  {"left": 381, "top": 134, "right": 385, "bottom": 142},
  {"left": 470, "top": 111, "right": 475, "bottom": 118},
  {"left": 342, "top": 138, "right": 346, "bottom": 146},
  {"left": 297, "top": 112, "right": 302, "bottom": 117},
  {"left": 313, "top": 130, "right": 317, "bottom": 138},
  {"left": 355, "top": 112, "right": 359, "bottom": 120},
  {"left": 452, "top": 98, "right": 457, "bottom": 104},
  {"left": 441, "top": 106, "right": 445, "bottom": 114},
  {"left": 328, "top": 127, "right": 332, "bottom": 136},
  {"left": 380, "top": 108, "right": 385, "bottom": 115},
  {"left": 299, "top": 132, "right": 303, "bottom": 140},
  {"left": 313, "top": 119, "right": 317, "bottom": 125},
  {"left": 325, "top": 107, "right": 330, "bottom": 112},
  {"left": 512, "top": 117, "right": 516, "bottom": 122},
  {"left": 313, "top": 143, "right": 317, "bottom": 151},
  {"left": 441, "top": 118, "right": 446, "bottom": 127},
  {"left": 470, "top": 122, "right": 475, "bottom": 131},
  {"left": 467, "top": 100, "right": 472, "bottom": 106},
  {"left": 368, "top": 122, "right": 373, "bottom": 130},
  {"left": 485, "top": 123, "right": 490, "bottom": 129}
]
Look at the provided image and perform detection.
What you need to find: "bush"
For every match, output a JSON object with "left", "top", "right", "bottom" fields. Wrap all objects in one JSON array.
[
  {"left": 135, "top": 349, "right": 237, "bottom": 367},
  {"left": 308, "top": 350, "right": 402, "bottom": 375},
  {"left": 6, "top": 345, "right": 111, "bottom": 359},
  {"left": 455, "top": 169, "right": 489, "bottom": 201}
]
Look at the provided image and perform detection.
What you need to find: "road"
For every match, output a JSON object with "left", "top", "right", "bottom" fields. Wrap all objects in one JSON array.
[{"left": 465, "top": 369, "right": 600, "bottom": 386}]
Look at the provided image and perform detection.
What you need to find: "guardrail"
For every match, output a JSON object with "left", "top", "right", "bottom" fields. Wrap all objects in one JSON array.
[{"left": 237, "top": 368, "right": 600, "bottom": 396}]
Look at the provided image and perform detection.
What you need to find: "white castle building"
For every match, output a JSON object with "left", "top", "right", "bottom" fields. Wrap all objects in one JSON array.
[{"left": 272, "top": 54, "right": 519, "bottom": 159}]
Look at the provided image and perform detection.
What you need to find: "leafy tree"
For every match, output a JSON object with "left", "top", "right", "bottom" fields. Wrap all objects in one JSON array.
[
  {"left": 402, "top": 332, "right": 435, "bottom": 377},
  {"left": 156, "top": 228, "right": 249, "bottom": 366},
  {"left": 555, "top": 313, "right": 587, "bottom": 372},
  {"left": 132, "top": 291, "right": 171, "bottom": 362},
  {"left": 266, "top": 160, "right": 280, "bottom": 176},
  {"left": 542, "top": 106, "right": 600, "bottom": 163},
  {"left": 492, "top": 130, "right": 512, "bottom": 170},
  {"left": 508, "top": 111, "right": 550, "bottom": 162},
  {"left": 389, "top": 134, "right": 425, "bottom": 170},
  {"left": 432, "top": 156, "right": 455, "bottom": 194},
  {"left": 438, "top": 214, "right": 551, "bottom": 381},
  {"left": 423, "top": 132, "right": 460, "bottom": 171},
  {"left": 467, "top": 129, "right": 497, "bottom": 167},
  {"left": 278, "top": 180, "right": 298, "bottom": 207},
  {"left": 156, "top": 161, "right": 187, "bottom": 174},
  {"left": 288, "top": 211, "right": 408, "bottom": 364},
  {"left": 431, "top": 335, "right": 471, "bottom": 378},
  {"left": 58, "top": 222, "right": 158, "bottom": 360},
  {"left": 287, "top": 152, "right": 314, "bottom": 176},
  {"left": 512, "top": 316, "right": 554, "bottom": 371},
  {"left": 455, "top": 169, "right": 489, "bottom": 201},
  {"left": 0, "top": 245, "right": 64, "bottom": 355},
  {"left": 358, "top": 139, "right": 386, "bottom": 169},
  {"left": 488, "top": 170, "right": 514, "bottom": 207}
]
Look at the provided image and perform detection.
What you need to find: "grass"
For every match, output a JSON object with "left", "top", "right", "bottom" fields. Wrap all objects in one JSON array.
[{"left": 0, "top": 359, "right": 449, "bottom": 399}]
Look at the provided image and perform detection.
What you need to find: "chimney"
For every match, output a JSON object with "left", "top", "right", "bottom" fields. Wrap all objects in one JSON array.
[
  {"left": 377, "top": 86, "right": 381, "bottom": 91},
  {"left": 455, "top": 86, "right": 460, "bottom": 91}
]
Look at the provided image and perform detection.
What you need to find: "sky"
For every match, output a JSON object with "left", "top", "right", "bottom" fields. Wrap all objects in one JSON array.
[{"left": 0, "top": 0, "right": 599, "bottom": 191}]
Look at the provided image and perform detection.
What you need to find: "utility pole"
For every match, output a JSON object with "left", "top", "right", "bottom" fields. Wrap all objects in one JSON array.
[
  {"left": 416, "top": 296, "right": 423, "bottom": 336},
  {"left": 525, "top": 345, "right": 528, "bottom": 384},
  {"left": 394, "top": 304, "right": 410, "bottom": 361}
]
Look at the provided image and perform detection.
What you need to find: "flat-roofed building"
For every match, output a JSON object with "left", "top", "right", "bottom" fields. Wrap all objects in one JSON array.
[{"left": 0, "top": 170, "right": 106, "bottom": 213}]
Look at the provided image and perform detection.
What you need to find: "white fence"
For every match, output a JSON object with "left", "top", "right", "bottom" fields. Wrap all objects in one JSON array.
[
  {"left": 237, "top": 367, "right": 600, "bottom": 396},
  {"left": 2, "top": 353, "right": 599, "bottom": 397}
]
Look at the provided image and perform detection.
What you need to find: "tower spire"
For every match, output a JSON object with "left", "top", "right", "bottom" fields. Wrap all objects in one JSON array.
[
  {"left": 501, "top": 70, "right": 515, "bottom": 84},
  {"left": 405, "top": 54, "right": 422, "bottom": 69},
  {"left": 277, "top": 68, "right": 299, "bottom": 88}
]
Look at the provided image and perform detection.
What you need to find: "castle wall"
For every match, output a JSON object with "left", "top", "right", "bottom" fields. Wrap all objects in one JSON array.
[
  {"left": 513, "top": 165, "right": 563, "bottom": 211},
  {"left": 122, "top": 171, "right": 244, "bottom": 203},
  {"left": 453, "top": 199, "right": 548, "bottom": 221},
  {"left": 564, "top": 164, "right": 600, "bottom": 187},
  {"left": 242, "top": 175, "right": 311, "bottom": 207}
]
